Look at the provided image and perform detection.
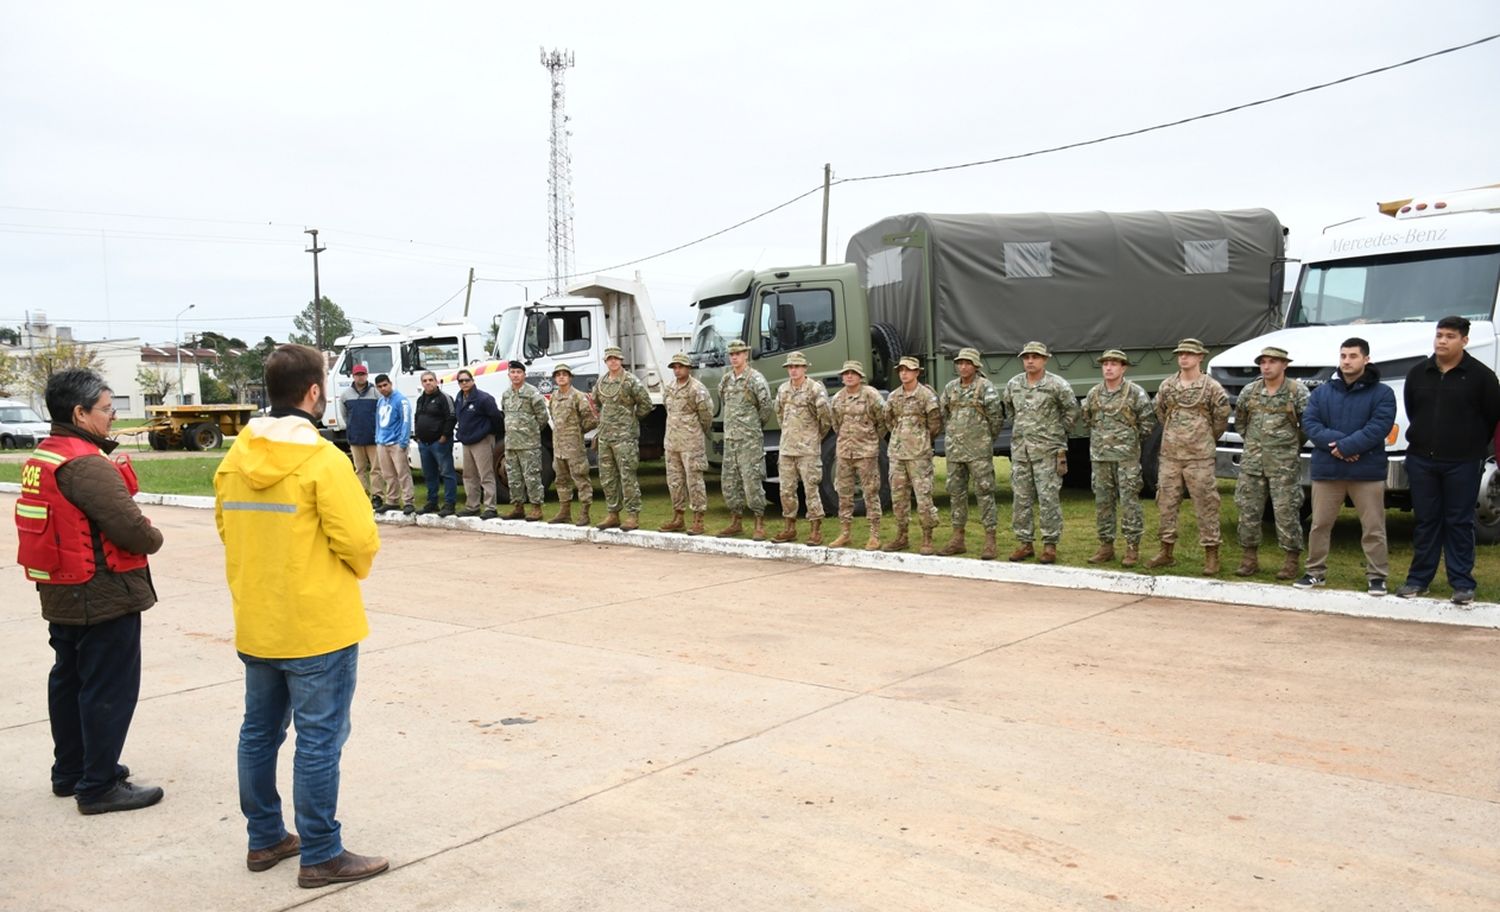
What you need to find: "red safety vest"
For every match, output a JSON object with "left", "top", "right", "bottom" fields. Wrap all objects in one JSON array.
[{"left": 14, "top": 435, "right": 150, "bottom": 584}]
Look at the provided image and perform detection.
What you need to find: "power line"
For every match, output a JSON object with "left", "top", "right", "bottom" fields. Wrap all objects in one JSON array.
[{"left": 401, "top": 282, "right": 475, "bottom": 328}]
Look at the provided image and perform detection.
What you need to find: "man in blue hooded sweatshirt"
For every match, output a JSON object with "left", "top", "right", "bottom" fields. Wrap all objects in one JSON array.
[{"left": 372, "top": 373, "right": 415, "bottom": 515}]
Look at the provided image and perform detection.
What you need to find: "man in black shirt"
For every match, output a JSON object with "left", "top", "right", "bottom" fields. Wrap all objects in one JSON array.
[
  {"left": 413, "top": 370, "right": 458, "bottom": 516},
  {"left": 1399, "top": 316, "right": 1500, "bottom": 604}
]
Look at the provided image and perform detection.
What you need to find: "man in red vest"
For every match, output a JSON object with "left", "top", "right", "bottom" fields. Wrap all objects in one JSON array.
[{"left": 15, "top": 368, "right": 164, "bottom": 814}]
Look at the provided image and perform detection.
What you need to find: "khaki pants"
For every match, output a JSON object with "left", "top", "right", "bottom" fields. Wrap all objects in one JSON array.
[
  {"left": 376, "top": 444, "right": 415, "bottom": 506},
  {"left": 1306, "top": 479, "right": 1388, "bottom": 580},
  {"left": 461, "top": 436, "right": 497, "bottom": 510},
  {"left": 350, "top": 444, "right": 382, "bottom": 498}
]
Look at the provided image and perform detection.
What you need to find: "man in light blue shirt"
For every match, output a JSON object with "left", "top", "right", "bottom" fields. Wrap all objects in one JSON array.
[{"left": 373, "top": 373, "right": 415, "bottom": 514}]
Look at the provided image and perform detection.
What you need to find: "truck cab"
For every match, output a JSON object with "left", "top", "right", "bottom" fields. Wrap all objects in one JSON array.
[{"left": 323, "top": 320, "right": 485, "bottom": 436}]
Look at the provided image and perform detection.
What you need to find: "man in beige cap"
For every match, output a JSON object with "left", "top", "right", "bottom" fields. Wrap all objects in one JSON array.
[
  {"left": 1149, "top": 338, "right": 1231, "bottom": 574},
  {"left": 829, "top": 360, "right": 888, "bottom": 549},
  {"left": 590, "top": 345, "right": 653, "bottom": 531},
  {"left": 1001, "top": 341, "right": 1080, "bottom": 564},
  {"left": 1233, "top": 346, "right": 1309, "bottom": 578},
  {"left": 547, "top": 363, "right": 597, "bottom": 525},
  {"left": 939, "top": 348, "right": 1004, "bottom": 557},
  {"left": 885, "top": 355, "right": 943, "bottom": 554},
  {"left": 773, "top": 351, "right": 833, "bottom": 544},
  {"left": 716, "top": 339, "right": 773, "bottom": 539},
  {"left": 1081, "top": 350, "right": 1156, "bottom": 566},
  {"left": 660, "top": 353, "right": 713, "bottom": 534}
]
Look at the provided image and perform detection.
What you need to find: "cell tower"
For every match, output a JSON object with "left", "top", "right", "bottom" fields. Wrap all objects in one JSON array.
[{"left": 540, "top": 47, "right": 576, "bottom": 295}]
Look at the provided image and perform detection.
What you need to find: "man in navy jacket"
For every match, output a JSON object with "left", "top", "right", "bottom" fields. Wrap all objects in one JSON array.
[{"left": 1297, "top": 337, "right": 1396, "bottom": 595}]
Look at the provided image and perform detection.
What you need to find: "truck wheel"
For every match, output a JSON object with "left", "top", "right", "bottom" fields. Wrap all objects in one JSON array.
[
  {"left": 148, "top": 430, "right": 170, "bottom": 451},
  {"left": 1138, "top": 425, "right": 1163, "bottom": 499},
  {"left": 1063, "top": 438, "right": 1092, "bottom": 490},
  {"left": 493, "top": 439, "right": 511, "bottom": 505},
  {"left": 869, "top": 322, "right": 903, "bottom": 390},
  {"left": 817, "top": 434, "right": 891, "bottom": 517},
  {"left": 1475, "top": 459, "right": 1500, "bottom": 545},
  {"left": 540, "top": 442, "right": 556, "bottom": 490},
  {"left": 185, "top": 422, "right": 223, "bottom": 451},
  {"left": 0, "top": 434, "right": 13, "bottom": 450}
]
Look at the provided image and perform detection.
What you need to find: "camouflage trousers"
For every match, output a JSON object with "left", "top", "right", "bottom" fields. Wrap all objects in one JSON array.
[
  {"left": 835, "top": 456, "right": 882, "bottom": 525},
  {"left": 666, "top": 447, "right": 708, "bottom": 513},
  {"left": 778, "top": 454, "right": 825, "bottom": 519},
  {"left": 1156, "top": 457, "right": 1221, "bottom": 546},
  {"left": 890, "top": 457, "right": 937, "bottom": 531},
  {"left": 1092, "top": 459, "right": 1144, "bottom": 543},
  {"left": 552, "top": 452, "right": 592, "bottom": 504},
  {"left": 598, "top": 439, "right": 641, "bottom": 514},
  {"left": 1011, "top": 456, "right": 1063, "bottom": 545},
  {"left": 947, "top": 458, "right": 997, "bottom": 531},
  {"left": 1234, "top": 468, "right": 1305, "bottom": 552},
  {"left": 721, "top": 437, "right": 767, "bottom": 517},
  {"left": 503, "top": 446, "right": 545, "bottom": 505}
]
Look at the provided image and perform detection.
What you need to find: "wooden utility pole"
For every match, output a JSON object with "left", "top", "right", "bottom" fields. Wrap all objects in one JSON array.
[
  {"left": 304, "top": 228, "right": 326, "bottom": 349},
  {"left": 463, "top": 267, "right": 476, "bottom": 317},
  {"left": 820, "top": 163, "right": 832, "bottom": 265}
]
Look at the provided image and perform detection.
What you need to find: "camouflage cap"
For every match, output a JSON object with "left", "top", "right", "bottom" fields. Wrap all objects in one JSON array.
[
  {"left": 782, "top": 351, "right": 809, "bottom": 368},
  {"left": 603, "top": 345, "right": 624, "bottom": 360},
  {"left": 1173, "top": 338, "right": 1208, "bottom": 356},
  {"left": 552, "top": 363, "right": 574, "bottom": 377},
  {"left": 668, "top": 352, "right": 693, "bottom": 368},
  {"left": 953, "top": 347, "right": 984, "bottom": 370},
  {"left": 1255, "top": 346, "right": 1292, "bottom": 364},
  {"left": 840, "top": 359, "right": 866, "bottom": 378},
  {"left": 896, "top": 355, "right": 923, "bottom": 372},
  {"left": 1096, "top": 349, "right": 1131, "bottom": 365},
  {"left": 726, "top": 339, "right": 750, "bottom": 354},
  {"left": 1019, "top": 341, "right": 1050, "bottom": 358}
]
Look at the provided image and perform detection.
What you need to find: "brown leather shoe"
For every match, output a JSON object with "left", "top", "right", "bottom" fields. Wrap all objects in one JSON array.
[
  {"left": 687, "top": 512, "right": 705, "bottom": 535},
  {"left": 980, "top": 530, "right": 998, "bottom": 561},
  {"left": 1039, "top": 543, "right": 1057, "bottom": 564},
  {"left": 1087, "top": 542, "right": 1115, "bottom": 564},
  {"left": 938, "top": 528, "right": 966, "bottom": 556},
  {"left": 620, "top": 513, "right": 639, "bottom": 532},
  {"left": 596, "top": 511, "right": 621, "bottom": 530},
  {"left": 659, "top": 510, "right": 685, "bottom": 533},
  {"left": 1202, "top": 545, "right": 1221, "bottom": 576},
  {"left": 1121, "top": 540, "right": 1140, "bottom": 567},
  {"left": 1145, "top": 542, "right": 1175, "bottom": 569},
  {"left": 247, "top": 833, "right": 300, "bottom": 873},
  {"left": 525, "top": 504, "right": 544, "bottom": 522},
  {"left": 1235, "top": 552, "right": 1260, "bottom": 576},
  {"left": 547, "top": 502, "right": 572, "bottom": 524},
  {"left": 716, "top": 514, "right": 743, "bottom": 537},
  {"left": 804, "top": 518, "right": 823, "bottom": 546},
  {"left": 1276, "top": 550, "right": 1301, "bottom": 580},
  {"left": 503, "top": 503, "right": 526, "bottom": 520},
  {"left": 1008, "top": 542, "right": 1035, "bottom": 562},
  {"left": 297, "top": 849, "right": 390, "bottom": 889},
  {"left": 772, "top": 518, "right": 798, "bottom": 543}
]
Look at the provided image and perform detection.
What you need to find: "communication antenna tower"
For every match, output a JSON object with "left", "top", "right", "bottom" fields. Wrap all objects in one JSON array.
[{"left": 540, "top": 47, "right": 576, "bottom": 295}]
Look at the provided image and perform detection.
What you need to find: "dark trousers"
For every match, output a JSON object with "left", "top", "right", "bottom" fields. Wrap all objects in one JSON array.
[
  {"left": 48, "top": 611, "right": 142, "bottom": 799},
  {"left": 417, "top": 439, "right": 458, "bottom": 506},
  {"left": 1404, "top": 453, "right": 1482, "bottom": 592}
]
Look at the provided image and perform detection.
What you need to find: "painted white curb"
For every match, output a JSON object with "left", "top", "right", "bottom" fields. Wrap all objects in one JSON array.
[{"left": 3, "top": 482, "right": 1495, "bottom": 629}]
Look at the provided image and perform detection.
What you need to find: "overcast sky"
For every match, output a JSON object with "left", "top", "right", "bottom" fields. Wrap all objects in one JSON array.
[{"left": 2, "top": 0, "right": 1497, "bottom": 348}]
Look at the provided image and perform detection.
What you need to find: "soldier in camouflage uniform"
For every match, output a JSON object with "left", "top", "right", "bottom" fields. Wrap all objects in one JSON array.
[
  {"left": 773, "top": 351, "right": 833, "bottom": 544},
  {"left": 716, "top": 339, "right": 774, "bottom": 540},
  {"left": 828, "top": 360, "right": 888, "bottom": 550},
  {"left": 884, "top": 355, "right": 943, "bottom": 554},
  {"left": 1148, "top": 338, "right": 1231, "bottom": 574},
  {"left": 1001, "top": 341, "right": 1081, "bottom": 564},
  {"left": 1233, "top": 346, "right": 1309, "bottom": 579},
  {"left": 660, "top": 352, "right": 714, "bottom": 535},
  {"left": 500, "top": 361, "right": 551, "bottom": 521},
  {"left": 1081, "top": 349, "right": 1156, "bottom": 567},
  {"left": 590, "top": 345, "right": 654, "bottom": 531},
  {"left": 939, "top": 348, "right": 1004, "bottom": 558},
  {"left": 547, "top": 363, "right": 598, "bottom": 526}
]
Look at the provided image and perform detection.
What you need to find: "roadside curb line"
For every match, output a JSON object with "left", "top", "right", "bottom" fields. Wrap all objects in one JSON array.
[{"left": 5, "top": 483, "right": 1494, "bottom": 629}]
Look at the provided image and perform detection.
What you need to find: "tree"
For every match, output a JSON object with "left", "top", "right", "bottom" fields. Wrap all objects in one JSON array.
[
  {"left": 200, "top": 374, "right": 234, "bottom": 404},
  {"left": 135, "top": 365, "right": 176, "bottom": 404},
  {"left": 0, "top": 326, "right": 20, "bottom": 345},
  {"left": 23, "top": 341, "right": 104, "bottom": 405},
  {"left": 0, "top": 350, "right": 19, "bottom": 397},
  {"left": 205, "top": 335, "right": 266, "bottom": 403},
  {"left": 289, "top": 296, "right": 351, "bottom": 349}
]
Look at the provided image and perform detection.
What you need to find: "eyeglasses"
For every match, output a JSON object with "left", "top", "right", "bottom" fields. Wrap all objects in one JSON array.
[{"left": 89, "top": 405, "right": 118, "bottom": 417}]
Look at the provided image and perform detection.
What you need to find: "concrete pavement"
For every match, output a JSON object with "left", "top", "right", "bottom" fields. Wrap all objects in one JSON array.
[{"left": 1, "top": 498, "right": 1496, "bottom": 911}]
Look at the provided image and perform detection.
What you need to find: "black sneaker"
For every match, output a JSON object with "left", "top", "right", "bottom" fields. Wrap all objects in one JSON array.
[
  {"left": 1367, "top": 578, "right": 1387, "bottom": 597},
  {"left": 77, "top": 781, "right": 164, "bottom": 816},
  {"left": 1292, "top": 573, "right": 1325, "bottom": 590},
  {"left": 418, "top": 501, "right": 439, "bottom": 515},
  {"left": 401, "top": 503, "right": 417, "bottom": 516},
  {"left": 1395, "top": 583, "right": 1427, "bottom": 599},
  {"left": 1451, "top": 589, "right": 1476, "bottom": 606},
  {"left": 438, "top": 504, "right": 455, "bottom": 518}
]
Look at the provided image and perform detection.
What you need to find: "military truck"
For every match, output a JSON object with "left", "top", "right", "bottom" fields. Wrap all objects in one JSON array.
[{"left": 689, "top": 208, "right": 1287, "bottom": 507}]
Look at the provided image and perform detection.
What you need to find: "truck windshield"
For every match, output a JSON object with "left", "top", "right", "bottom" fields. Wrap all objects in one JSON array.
[
  {"left": 341, "top": 345, "right": 395, "bottom": 376},
  {"left": 1289, "top": 247, "right": 1500, "bottom": 326},
  {"left": 691, "top": 294, "right": 750, "bottom": 364},
  {"left": 492, "top": 307, "right": 524, "bottom": 360}
]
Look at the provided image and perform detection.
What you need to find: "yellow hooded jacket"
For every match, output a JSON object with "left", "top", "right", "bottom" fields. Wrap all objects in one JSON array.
[{"left": 214, "top": 415, "right": 380, "bottom": 659}]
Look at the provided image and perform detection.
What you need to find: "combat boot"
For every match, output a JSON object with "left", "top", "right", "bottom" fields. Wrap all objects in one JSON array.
[
  {"left": 716, "top": 514, "right": 743, "bottom": 537},
  {"left": 1145, "top": 542, "right": 1175, "bottom": 569},
  {"left": 938, "top": 527, "right": 966, "bottom": 556},
  {"left": 597, "top": 511, "right": 621, "bottom": 530},
  {"left": 1121, "top": 539, "right": 1140, "bottom": 567},
  {"left": 1008, "top": 542, "right": 1034, "bottom": 562},
  {"left": 575, "top": 503, "right": 592, "bottom": 527},
  {"left": 1202, "top": 545, "right": 1221, "bottom": 576},
  {"left": 751, "top": 515, "right": 767, "bottom": 541},
  {"left": 1087, "top": 542, "right": 1115, "bottom": 564},
  {"left": 547, "top": 501, "right": 572, "bottom": 524},
  {"left": 1235, "top": 550, "right": 1260, "bottom": 577},
  {"left": 526, "top": 504, "right": 544, "bottom": 522},
  {"left": 805, "top": 519, "right": 823, "bottom": 546},
  {"left": 659, "top": 510, "right": 685, "bottom": 533},
  {"left": 504, "top": 503, "right": 526, "bottom": 521},
  {"left": 981, "top": 530, "right": 998, "bottom": 561},
  {"left": 1039, "top": 543, "right": 1057, "bottom": 564},
  {"left": 828, "top": 522, "right": 853, "bottom": 548},
  {"left": 621, "top": 513, "right": 639, "bottom": 532},
  {"left": 687, "top": 512, "right": 705, "bottom": 535},
  {"left": 772, "top": 518, "right": 798, "bottom": 543},
  {"left": 918, "top": 527, "right": 935, "bottom": 556},
  {"left": 1276, "top": 550, "right": 1301, "bottom": 581},
  {"left": 863, "top": 524, "right": 881, "bottom": 551},
  {"left": 882, "top": 525, "right": 909, "bottom": 552}
]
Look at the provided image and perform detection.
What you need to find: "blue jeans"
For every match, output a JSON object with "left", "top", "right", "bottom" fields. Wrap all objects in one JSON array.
[
  {"left": 1404, "top": 453, "right": 1482, "bottom": 592},
  {"left": 417, "top": 439, "right": 458, "bottom": 506},
  {"left": 238, "top": 644, "right": 358, "bottom": 866}
]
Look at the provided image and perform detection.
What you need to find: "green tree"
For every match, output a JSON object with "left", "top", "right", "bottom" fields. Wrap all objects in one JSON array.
[
  {"left": 0, "top": 326, "right": 20, "bottom": 345},
  {"left": 0, "top": 349, "right": 19, "bottom": 396},
  {"left": 135, "top": 365, "right": 176, "bottom": 403},
  {"left": 289, "top": 297, "right": 351, "bottom": 349},
  {"left": 200, "top": 373, "right": 234, "bottom": 404},
  {"left": 23, "top": 340, "right": 105, "bottom": 405}
]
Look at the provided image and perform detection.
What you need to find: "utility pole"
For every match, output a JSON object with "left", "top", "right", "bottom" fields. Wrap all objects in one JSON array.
[
  {"left": 176, "top": 303, "right": 196, "bottom": 404},
  {"left": 820, "top": 163, "right": 832, "bottom": 265},
  {"left": 540, "top": 47, "right": 577, "bottom": 295},
  {"left": 463, "top": 267, "right": 475, "bottom": 317},
  {"left": 304, "top": 228, "right": 326, "bottom": 349}
]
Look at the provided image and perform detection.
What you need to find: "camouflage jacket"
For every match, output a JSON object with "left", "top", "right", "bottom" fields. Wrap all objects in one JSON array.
[
  {"left": 775, "top": 379, "right": 832, "bottom": 457},
  {"left": 940, "top": 376, "right": 1003, "bottom": 463},
  {"left": 591, "top": 371, "right": 654, "bottom": 444},
  {"left": 549, "top": 387, "right": 597, "bottom": 460},
  {"left": 664, "top": 376, "right": 713, "bottom": 455},
  {"left": 886, "top": 383, "right": 942, "bottom": 460},
  {"left": 1082, "top": 379, "right": 1156, "bottom": 462},
  {"left": 1003, "top": 371, "right": 1081, "bottom": 462},
  {"left": 830, "top": 385, "right": 887, "bottom": 459},
  {"left": 1155, "top": 373, "right": 1230, "bottom": 462},
  {"left": 718, "top": 368, "right": 773, "bottom": 444},
  {"left": 500, "top": 383, "right": 549, "bottom": 450},
  {"left": 1235, "top": 377, "right": 1309, "bottom": 474}
]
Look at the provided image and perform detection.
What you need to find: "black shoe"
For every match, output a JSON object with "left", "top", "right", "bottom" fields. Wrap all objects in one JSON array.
[
  {"left": 370, "top": 496, "right": 385, "bottom": 511},
  {"left": 401, "top": 503, "right": 417, "bottom": 516},
  {"left": 418, "top": 500, "right": 439, "bottom": 515},
  {"left": 77, "top": 781, "right": 164, "bottom": 815},
  {"left": 479, "top": 508, "right": 498, "bottom": 521},
  {"left": 53, "top": 764, "right": 130, "bottom": 797},
  {"left": 1396, "top": 583, "right": 1428, "bottom": 599},
  {"left": 1292, "top": 573, "right": 1325, "bottom": 590},
  {"left": 1367, "top": 578, "right": 1387, "bottom": 597},
  {"left": 438, "top": 503, "right": 455, "bottom": 518},
  {"left": 1451, "top": 589, "right": 1476, "bottom": 606},
  {"left": 460, "top": 506, "right": 482, "bottom": 517},
  {"left": 375, "top": 503, "right": 398, "bottom": 514}
]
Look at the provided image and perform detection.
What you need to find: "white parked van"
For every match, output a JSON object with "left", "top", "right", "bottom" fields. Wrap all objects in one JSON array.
[{"left": 0, "top": 398, "right": 50, "bottom": 450}]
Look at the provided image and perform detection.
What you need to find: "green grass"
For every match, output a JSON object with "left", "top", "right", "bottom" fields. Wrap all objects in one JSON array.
[{"left": 0, "top": 454, "right": 225, "bottom": 496}]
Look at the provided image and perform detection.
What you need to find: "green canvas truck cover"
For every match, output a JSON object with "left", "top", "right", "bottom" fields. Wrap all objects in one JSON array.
[{"left": 845, "top": 209, "right": 1284, "bottom": 357}]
